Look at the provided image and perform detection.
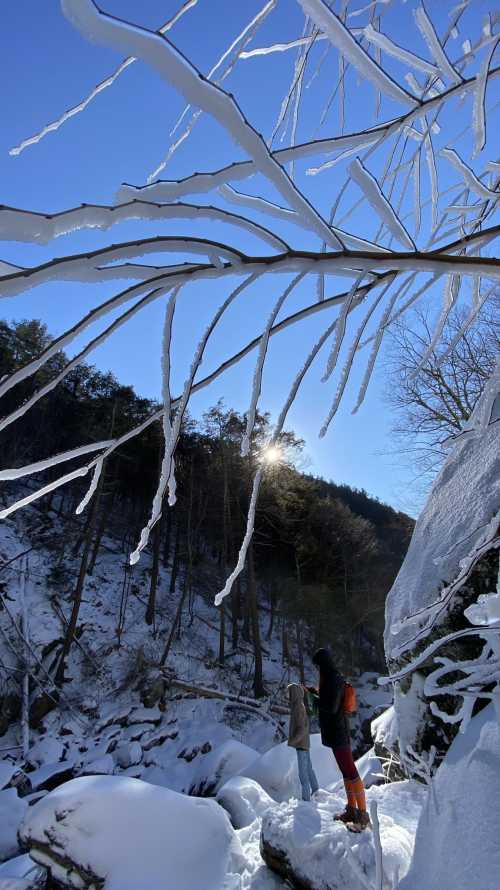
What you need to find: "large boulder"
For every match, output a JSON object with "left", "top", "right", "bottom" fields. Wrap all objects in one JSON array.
[
  {"left": 260, "top": 781, "right": 426, "bottom": 890},
  {"left": 384, "top": 396, "right": 499, "bottom": 763},
  {"left": 399, "top": 703, "right": 500, "bottom": 890},
  {"left": 19, "top": 775, "right": 243, "bottom": 890}
]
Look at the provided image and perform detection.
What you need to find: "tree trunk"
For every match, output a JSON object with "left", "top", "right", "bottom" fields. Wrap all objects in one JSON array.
[
  {"left": 145, "top": 520, "right": 161, "bottom": 628},
  {"left": 267, "top": 589, "right": 276, "bottom": 641},
  {"left": 247, "top": 542, "right": 265, "bottom": 698},
  {"left": 163, "top": 507, "right": 172, "bottom": 566},
  {"left": 282, "top": 619, "right": 290, "bottom": 665},
  {"left": 55, "top": 471, "right": 103, "bottom": 686},
  {"left": 160, "top": 585, "right": 189, "bottom": 665},
  {"left": 169, "top": 520, "right": 181, "bottom": 595},
  {"left": 231, "top": 577, "right": 240, "bottom": 649}
]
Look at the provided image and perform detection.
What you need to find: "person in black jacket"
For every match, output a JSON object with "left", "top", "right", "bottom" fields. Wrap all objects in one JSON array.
[{"left": 311, "top": 647, "right": 370, "bottom": 830}]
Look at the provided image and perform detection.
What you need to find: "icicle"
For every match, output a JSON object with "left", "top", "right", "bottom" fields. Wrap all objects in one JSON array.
[
  {"left": 76, "top": 459, "right": 103, "bottom": 515},
  {"left": 349, "top": 158, "right": 415, "bottom": 249},
  {"left": 414, "top": 6, "right": 462, "bottom": 86},
  {"left": 322, "top": 272, "right": 366, "bottom": 384},
  {"left": 242, "top": 271, "right": 305, "bottom": 456},
  {"left": 472, "top": 37, "right": 499, "bottom": 156}
]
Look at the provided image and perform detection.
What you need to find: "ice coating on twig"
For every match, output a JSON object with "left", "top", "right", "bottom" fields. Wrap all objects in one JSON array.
[
  {"left": 441, "top": 148, "right": 498, "bottom": 201},
  {"left": 242, "top": 271, "right": 306, "bottom": 457},
  {"left": 349, "top": 157, "right": 415, "bottom": 249},
  {"left": 363, "top": 22, "right": 440, "bottom": 77},
  {"left": 9, "top": 0, "right": 198, "bottom": 157},
  {"left": 130, "top": 274, "right": 259, "bottom": 565},
  {"left": 472, "top": 37, "right": 500, "bottom": 156},
  {"left": 76, "top": 459, "right": 104, "bottom": 515},
  {"left": 322, "top": 271, "right": 366, "bottom": 384},
  {"left": 414, "top": 5, "right": 462, "bottom": 86},
  {"left": 298, "top": 0, "right": 418, "bottom": 106}
]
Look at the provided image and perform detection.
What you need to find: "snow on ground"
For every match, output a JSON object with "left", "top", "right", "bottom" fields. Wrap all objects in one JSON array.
[
  {"left": 400, "top": 703, "right": 500, "bottom": 890},
  {"left": 0, "top": 506, "right": 392, "bottom": 887},
  {"left": 260, "top": 779, "right": 426, "bottom": 890},
  {"left": 20, "top": 775, "right": 244, "bottom": 890}
]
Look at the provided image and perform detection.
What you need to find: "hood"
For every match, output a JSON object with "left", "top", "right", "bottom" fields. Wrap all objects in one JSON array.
[
  {"left": 287, "top": 683, "right": 304, "bottom": 705},
  {"left": 312, "top": 647, "right": 336, "bottom": 672}
]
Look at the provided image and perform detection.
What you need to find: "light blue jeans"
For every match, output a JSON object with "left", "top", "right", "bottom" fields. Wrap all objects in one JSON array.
[{"left": 296, "top": 748, "right": 319, "bottom": 801}]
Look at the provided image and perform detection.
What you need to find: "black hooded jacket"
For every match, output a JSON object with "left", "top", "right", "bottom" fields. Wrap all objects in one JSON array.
[{"left": 312, "top": 648, "right": 350, "bottom": 748}]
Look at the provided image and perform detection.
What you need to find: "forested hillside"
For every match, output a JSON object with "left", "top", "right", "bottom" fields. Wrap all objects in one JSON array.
[{"left": 1, "top": 318, "right": 412, "bottom": 695}]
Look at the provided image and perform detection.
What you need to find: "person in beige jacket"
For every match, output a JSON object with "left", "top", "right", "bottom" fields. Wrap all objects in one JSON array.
[{"left": 287, "top": 683, "right": 319, "bottom": 801}]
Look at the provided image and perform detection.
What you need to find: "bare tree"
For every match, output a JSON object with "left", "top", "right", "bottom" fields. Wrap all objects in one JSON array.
[
  {"left": 385, "top": 291, "right": 499, "bottom": 484},
  {"left": 0, "top": 0, "right": 499, "bottom": 616}
]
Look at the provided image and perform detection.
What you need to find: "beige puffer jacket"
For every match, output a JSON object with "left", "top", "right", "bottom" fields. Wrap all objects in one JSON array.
[{"left": 287, "top": 683, "right": 310, "bottom": 750}]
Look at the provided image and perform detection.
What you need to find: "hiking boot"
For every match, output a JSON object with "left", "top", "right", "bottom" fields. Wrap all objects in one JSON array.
[
  {"left": 334, "top": 805, "right": 357, "bottom": 823},
  {"left": 347, "top": 809, "right": 371, "bottom": 832}
]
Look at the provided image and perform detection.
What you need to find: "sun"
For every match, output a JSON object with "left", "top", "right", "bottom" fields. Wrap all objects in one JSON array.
[{"left": 261, "top": 445, "right": 282, "bottom": 465}]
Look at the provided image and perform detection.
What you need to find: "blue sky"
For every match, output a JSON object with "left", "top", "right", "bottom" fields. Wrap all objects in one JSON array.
[{"left": 1, "top": 0, "right": 496, "bottom": 516}]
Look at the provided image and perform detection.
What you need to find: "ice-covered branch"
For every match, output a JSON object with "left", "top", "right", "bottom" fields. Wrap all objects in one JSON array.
[
  {"left": 116, "top": 63, "right": 500, "bottom": 203},
  {"left": 297, "top": 0, "right": 418, "bottom": 106},
  {"left": 9, "top": 0, "right": 199, "bottom": 156},
  {"left": 349, "top": 157, "right": 416, "bottom": 249},
  {"left": 0, "top": 201, "right": 289, "bottom": 252},
  {"left": 242, "top": 270, "right": 307, "bottom": 456},
  {"left": 414, "top": 5, "right": 463, "bottom": 87},
  {"left": 61, "top": 0, "right": 343, "bottom": 249},
  {"left": 130, "top": 273, "right": 261, "bottom": 564}
]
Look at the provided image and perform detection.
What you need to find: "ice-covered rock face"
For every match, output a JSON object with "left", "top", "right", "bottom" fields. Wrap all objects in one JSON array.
[
  {"left": 385, "top": 417, "right": 499, "bottom": 659},
  {"left": 383, "top": 400, "right": 499, "bottom": 764},
  {"left": 19, "top": 775, "right": 242, "bottom": 890}
]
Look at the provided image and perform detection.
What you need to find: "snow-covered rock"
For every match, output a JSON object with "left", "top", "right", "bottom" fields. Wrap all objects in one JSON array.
[
  {"left": 400, "top": 703, "right": 500, "bottom": 890},
  {"left": 114, "top": 742, "right": 142, "bottom": 769},
  {"left": 80, "top": 754, "right": 115, "bottom": 775},
  {"left": 20, "top": 775, "right": 243, "bottom": 890},
  {"left": 0, "top": 854, "right": 46, "bottom": 889},
  {"left": 217, "top": 776, "right": 274, "bottom": 829},
  {"left": 189, "top": 740, "right": 257, "bottom": 796},
  {"left": 0, "top": 789, "right": 28, "bottom": 862},
  {"left": 261, "top": 780, "right": 426, "bottom": 890},
  {"left": 26, "top": 737, "right": 65, "bottom": 768},
  {"left": 27, "top": 761, "right": 75, "bottom": 792},
  {"left": 0, "top": 764, "right": 16, "bottom": 792},
  {"left": 385, "top": 408, "right": 499, "bottom": 658}
]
